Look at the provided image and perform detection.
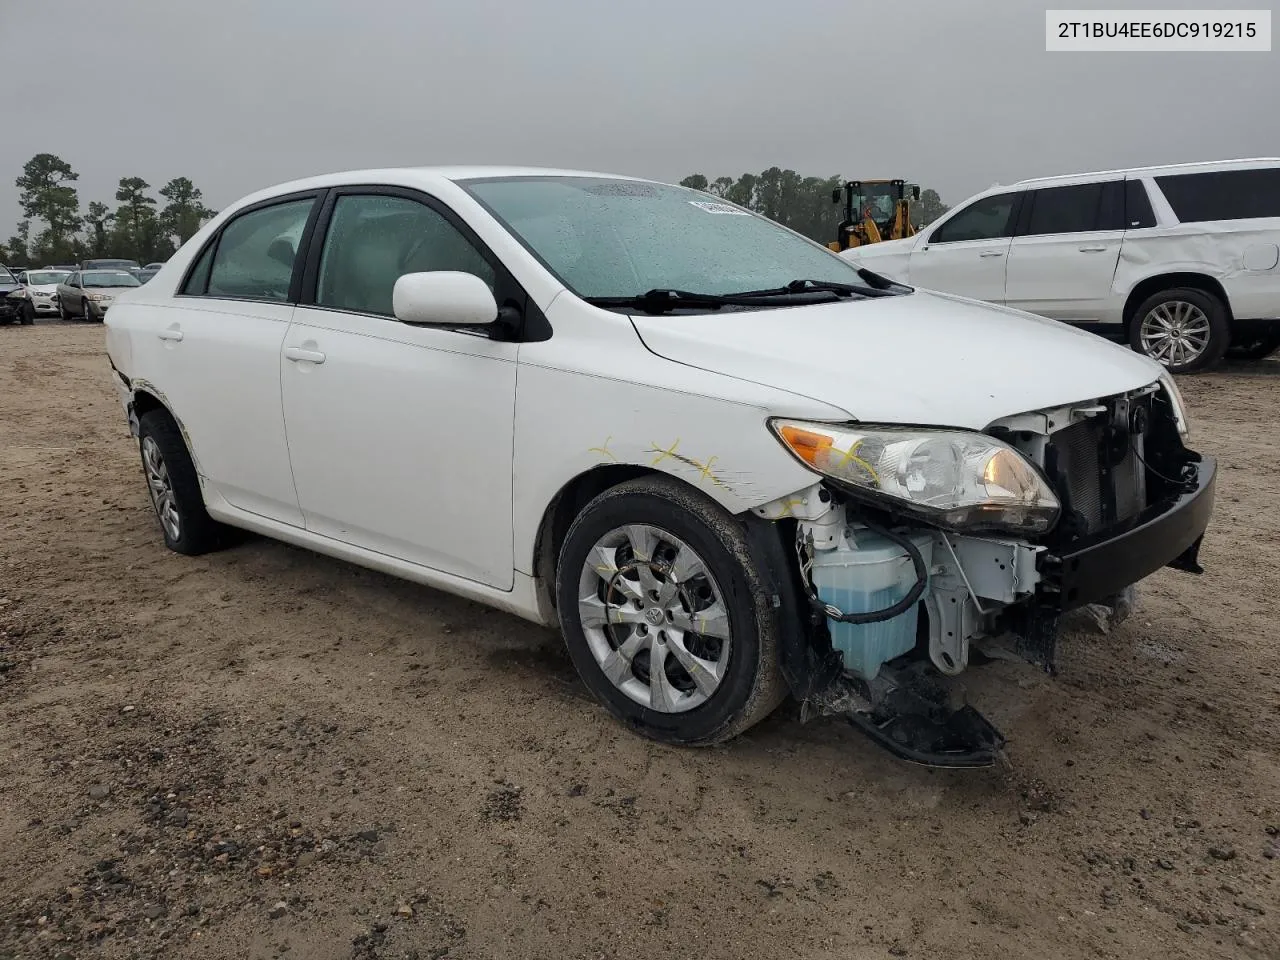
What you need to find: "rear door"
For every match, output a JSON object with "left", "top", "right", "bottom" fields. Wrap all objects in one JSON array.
[
  {"left": 1003, "top": 180, "right": 1124, "bottom": 323},
  {"left": 906, "top": 191, "right": 1019, "bottom": 302},
  {"left": 127, "top": 193, "right": 322, "bottom": 526},
  {"left": 279, "top": 187, "right": 519, "bottom": 588}
]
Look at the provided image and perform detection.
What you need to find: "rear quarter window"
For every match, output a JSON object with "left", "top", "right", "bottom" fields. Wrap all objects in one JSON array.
[{"left": 1155, "top": 168, "right": 1280, "bottom": 223}]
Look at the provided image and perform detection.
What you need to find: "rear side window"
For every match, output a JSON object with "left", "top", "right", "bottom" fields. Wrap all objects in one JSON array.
[
  {"left": 1124, "top": 180, "right": 1157, "bottom": 228},
  {"left": 930, "top": 193, "right": 1016, "bottom": 243},
  {"left": 1022, "top": 183, "right": 1112, "bottom": 235},
  {"left": 196, "top": 198, "right": 315, "bottom": 301},
  {"left": 1155, "top": 168, "right": 1280, "bottom": 223},
  {"left": 315, "top": 194, "right": 495, "bottom": 316}
]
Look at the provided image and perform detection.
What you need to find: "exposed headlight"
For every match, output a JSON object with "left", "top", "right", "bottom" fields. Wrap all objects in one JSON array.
[
  {"left": 770, "top": 420, "right": 1061, "bottom": 534},
  {"left": 7, "top": 288, "right": 25, "bottom": 299},
  {"left": 1158, "top": 373, "right": 1190, "bottom": 441}
]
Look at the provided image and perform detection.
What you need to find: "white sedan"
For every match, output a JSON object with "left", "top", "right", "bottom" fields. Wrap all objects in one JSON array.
[{"left": 104, "top": 167, "right": 1215, "bottom": 766}]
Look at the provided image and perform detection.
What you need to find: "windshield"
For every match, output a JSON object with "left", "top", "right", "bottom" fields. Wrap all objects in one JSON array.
[
  {"left": 27, "top": 271, "right": 69, "bottom": 285},
  {"left": 854, "top": 184, "right": 898, "bottom": 224},
  {"left": 82, "top": 271, "right": 141, "bottom": 288},
  {"left": 85, "top": 260, "right": 140, "bottom": 270},
  {"left": 462, "top": 176, "right": 867, "bottom": 299}
]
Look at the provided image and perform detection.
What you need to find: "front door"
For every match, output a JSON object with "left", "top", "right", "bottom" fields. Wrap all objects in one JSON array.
[
  {"left": 280, "top": 190, "right": 518, "bottom": 589},
  {"left": 907, "top": 191, "right": 1019, "bottom": 303}
]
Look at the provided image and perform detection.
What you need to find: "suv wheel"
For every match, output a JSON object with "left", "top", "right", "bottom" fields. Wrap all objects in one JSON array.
[
  {"left": 555, "top": 476, "right": 786, "bottom": 745},
  {"left": 1130, "top": 287, "right": 1229, "bottom": 374},
  {"left": 137, "top": 409, "right": 227, "bottom": 556}
]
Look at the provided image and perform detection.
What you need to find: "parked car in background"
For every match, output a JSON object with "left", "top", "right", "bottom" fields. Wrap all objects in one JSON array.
[
  {"left": 138, "top": 262, "right": 166, "bottom": 283},
  {"left": 81, "top": 258, "right": 142, "bottom": 277},
  {"left": 102, "top": 167, "right": 1214, "bottom": 765},
  {"left": 9, "top": 268, "right": 71, "bottom": 323},
  {"left": 55, "top": 269, "right": 141, "bottom": 321},
  {"left": 0, "top": 264, "right": 27, "bottom": 324},
  {"left": 843, "top": 158, "right": 1280, "bottom": 373}
]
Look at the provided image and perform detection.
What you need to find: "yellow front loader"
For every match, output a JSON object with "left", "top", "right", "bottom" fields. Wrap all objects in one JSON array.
[{"left": 828, "top": 179, "right": 921, "bottom": 252}]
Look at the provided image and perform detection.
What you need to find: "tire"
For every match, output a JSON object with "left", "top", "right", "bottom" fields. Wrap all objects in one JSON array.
[
  {"left": 1129, "top": 287, "right": 1229, "bottom": 374},
  {"left": 555, "top": 476, "right": 786, "bottom": 745},
  {"left": 19, "top": 303, "right": 35, "bottom": 325},
  {"left": 1226, "top": 333, "right": 1280, "bottom": 361},
  {"left": 81, "top": 299, "right": 94, "bottom": 323},
  {"left": 137, "top": 409, "right": 226, "bottom": 556},
  {"left": 58, "top": 300, "right": 71, "bottom": 321}
]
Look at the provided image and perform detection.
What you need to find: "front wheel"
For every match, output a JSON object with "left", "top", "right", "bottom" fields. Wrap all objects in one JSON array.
[
  {"left": 58, "top": 300, "right": 70, "bottom": 321},
  {"left": 137, "top": 409, "right": 227, "bottom": 556},
  {"left": 555, "top": 477, "right": 785, "bottom": 745},
  {"left": 19, "top": 303, "right": 35, "bottom": 325},
  {"left": 1129, "top": 288, "right": 1229, "bottom": 374}
]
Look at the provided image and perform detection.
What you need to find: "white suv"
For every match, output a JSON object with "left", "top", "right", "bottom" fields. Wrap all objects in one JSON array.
[
  {"left": 843, "top": 158, "right": 1280, "bottom": 373},
  {"left": 104, "top": 167, "right": 1215, "bottom": 767}
]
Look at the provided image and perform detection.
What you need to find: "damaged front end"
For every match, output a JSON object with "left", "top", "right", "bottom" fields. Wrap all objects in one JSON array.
[{"left": 754, "top": 378, "right": 1215, "bottom": 768}]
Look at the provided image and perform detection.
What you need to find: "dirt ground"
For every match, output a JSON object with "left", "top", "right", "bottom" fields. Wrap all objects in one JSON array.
[{"left": 1, "top": 321, "right": 1276, "bottom": 960}]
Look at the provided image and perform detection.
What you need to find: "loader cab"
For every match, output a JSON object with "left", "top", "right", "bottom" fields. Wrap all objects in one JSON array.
[{"left": 830, "top": 179, "right": 921, "bottom": 252}]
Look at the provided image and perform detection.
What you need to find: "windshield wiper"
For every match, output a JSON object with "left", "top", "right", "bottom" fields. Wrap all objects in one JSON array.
[
  {"left": 583, "top": 289, "right": 736, "bottom": 313},
  {"left": 724, "top": 278, "right": 902, "bottom": 299}
]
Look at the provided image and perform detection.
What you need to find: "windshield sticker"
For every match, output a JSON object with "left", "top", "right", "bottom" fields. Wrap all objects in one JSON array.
[{"left": 688, "top": 200, "right": 750, "bottom": 215}]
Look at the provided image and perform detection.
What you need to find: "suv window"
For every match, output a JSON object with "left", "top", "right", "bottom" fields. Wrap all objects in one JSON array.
[
  {"left": 316, "top": 194, "right": 495, "bottom": 317},
  {"left": 930, "top": 193, "right": 1016, "bottom": 243},
  {"left": 1124, "top": 180, "right": 1156, "bottom": 229},
  {"left": 1156, "top": 168, "right": 1280, "bottom": 223},
  {"left": 202, "top": 198, "right": 315, "bottom": 301},
  {"left": 1022, "top": 183, "right": 1112, "bottom": 235}
]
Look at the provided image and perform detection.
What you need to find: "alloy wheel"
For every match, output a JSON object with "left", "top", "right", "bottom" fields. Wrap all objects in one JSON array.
[
  {"left": 142, "top": 436, "right": 181, "bottom": 541},
  {"left": 1139, "top": 301, "right": 1211, "bottom": 368},
  {"left": 576, "top": 523, "right": 731, "bottom": 713}
]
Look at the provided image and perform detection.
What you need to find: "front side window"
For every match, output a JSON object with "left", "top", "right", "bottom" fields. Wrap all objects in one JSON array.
[
  {"left": 461, "top": 176, "right": 865, "bottom": 299},
  {"left": 316, "top": 194, "right": 495, "bottom": 316},
  {"left": 930, "top": 193, "right": 1017, "bottom": 243},
  {"left": 1155, "top": 168, "right": 1280, "bottom": 223},
  {"left": 203, "top": 198, "right": 315, "bottom": 301},
  {"left": 67, "top": 273, "right": 81, "bottom": 287}
]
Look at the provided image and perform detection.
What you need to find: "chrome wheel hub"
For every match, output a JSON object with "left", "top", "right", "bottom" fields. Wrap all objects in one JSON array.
[
  {"left": 577, "top": 524, "right": 731, "bottom": 713},
  {"left": 142, "top": 436, "right": 181, "bottom": 541},
  {"left": 1139, "top": 301, "right": 1211, "bottom": 368}
]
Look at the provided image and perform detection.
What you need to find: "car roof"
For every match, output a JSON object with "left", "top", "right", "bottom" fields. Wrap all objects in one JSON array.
[
  {"left": 228, "top": 165, "right": 650, "bottom": 208},
  {"left": 1013, "top": 157, "right": 1280, "bottom": 188}
]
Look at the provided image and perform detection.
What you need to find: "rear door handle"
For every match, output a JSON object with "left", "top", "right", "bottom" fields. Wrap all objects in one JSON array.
[
  {"left": 978, "top": 251, "right": 1004, "bottom": 258},
  {"left": 1078, "top": 245, "right": 1108, "bottom": 252},
  {"left": 157, "top": 326, "right": 183, "bottom": 342},
  {"left": 285, "top": 346, "right": 326, "bottom": 364}
]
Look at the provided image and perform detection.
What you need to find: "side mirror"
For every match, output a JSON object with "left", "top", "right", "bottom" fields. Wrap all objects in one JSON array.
[{"left": 393, "top": 271, "right": 498, "bottom": 327}]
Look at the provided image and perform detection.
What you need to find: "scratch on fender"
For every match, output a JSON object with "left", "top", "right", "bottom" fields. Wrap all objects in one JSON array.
[{"left": 646, "top": 443, "right": 733, "bottom": 492}]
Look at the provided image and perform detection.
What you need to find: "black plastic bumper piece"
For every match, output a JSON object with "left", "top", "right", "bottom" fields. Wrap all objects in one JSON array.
[
  {"left": 846, "top": 704, "right": 1006, "bottom": 769},
  {"left": 1042, "top": 456, "right": 1215, "bottom": 611}
]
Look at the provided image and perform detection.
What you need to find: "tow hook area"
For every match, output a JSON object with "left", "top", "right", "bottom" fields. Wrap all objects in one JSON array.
[{"left": 804, "top": 664, "right": 1006, "bottom": 768}]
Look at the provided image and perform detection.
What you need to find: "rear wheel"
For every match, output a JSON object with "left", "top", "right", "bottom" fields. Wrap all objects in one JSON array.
[
  {"left": 555, "top": 476, "right": 785, "bottom": 745},
  {"left": 137, "top": 409, "right": 227, "bottom": 556},
  {"left": 1129, "top": 287, "right": 1229, "bottom": 374}
]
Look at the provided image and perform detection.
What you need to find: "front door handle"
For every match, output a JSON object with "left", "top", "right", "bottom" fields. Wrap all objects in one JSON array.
[
  {"left": 157, "top": 326, "right": 183, "bottom": 342},
  {"left": 1078, "top": 245, "right": 1108, "bottom": 253},
  {"left": 978, "top": 251, "right": 1004, "bottom": 258},
  {"left": 285, "top": 346, "right": 326, "bottom": 364}
]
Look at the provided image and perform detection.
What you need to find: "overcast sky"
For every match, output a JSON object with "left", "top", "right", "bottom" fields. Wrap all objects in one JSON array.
[{"left": 3, "top": 0, "right": 1276, "bottom": 236}]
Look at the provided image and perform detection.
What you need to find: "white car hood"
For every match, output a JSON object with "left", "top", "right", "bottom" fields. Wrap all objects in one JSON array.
[
  {"left": 630, "top": 291, "right": 1162, "bottom": 430},
  {"left": 27, "top": 283, "right": 60, "bottom": 294}
]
